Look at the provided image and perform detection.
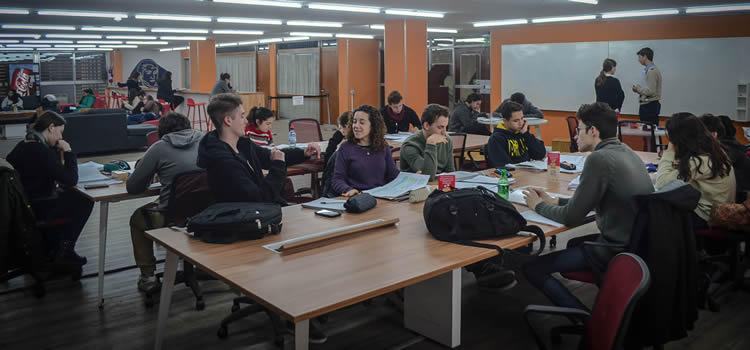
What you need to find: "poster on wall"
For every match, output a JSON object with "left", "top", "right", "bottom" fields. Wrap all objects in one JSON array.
[
  {"left": 9, "top": 63, "right": 40, "bottom": 97},
  {"left": 130, "top": 59, "right": 168, "bottom": 88}
]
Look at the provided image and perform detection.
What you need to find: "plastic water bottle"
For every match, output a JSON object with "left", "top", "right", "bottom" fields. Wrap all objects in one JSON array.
[
  {"left": 288, "top": 125, "right": 296, "bottom": 147},
  {"left": 497, "top": 169, "right": 510, "bottom": 200}
]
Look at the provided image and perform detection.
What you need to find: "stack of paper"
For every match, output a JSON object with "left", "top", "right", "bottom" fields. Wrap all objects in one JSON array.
[
  {"left": 568, "top": 175, "right": 581, "bottom": 190},
  {"left": 77, "top": 161, "right": 121, "bottom": 186},
  {"left": 364, "top": 172, "right": 429, "bottom": 200},
  {"left": 514, "top": 155, "right": 585, "bottom": 174},
  {"left": 515, "top": 160, "right": 547, "bottom": 171},
  {"left": 384, "top": 131, "right": 414, "bottom": 143},
  {"left": 521, "top": 210, "right": 595, "bottom": 228}
]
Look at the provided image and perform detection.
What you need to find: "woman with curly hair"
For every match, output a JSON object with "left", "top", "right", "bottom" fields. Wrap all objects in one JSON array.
[
  {"left": 331, "top": 104, "right": 399, "bottom": 197},
  {"left": 656, "top": 112, "right": 736, "bottom": 229}
]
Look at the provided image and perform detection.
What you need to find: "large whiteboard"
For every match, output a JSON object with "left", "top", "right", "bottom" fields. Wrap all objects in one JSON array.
[{"left": 502, "top": 37, "right": 750, "bottom": 119}]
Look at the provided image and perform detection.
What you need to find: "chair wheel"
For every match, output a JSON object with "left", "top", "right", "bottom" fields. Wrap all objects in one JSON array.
[
  {"left": 217, "top": 326, "right": 228, "bottom": 339},
  {"left": 550, "top": 334, "right": 562, "bottom": 345},
  {"left": 196, "top": 300, "right": 205, "bottom": 311},
  {"left": 33, "top": 284, "right": 46, "bottom": 298},
  {"left": 231, "top": 304, "right": 240, "bottom": 312}
]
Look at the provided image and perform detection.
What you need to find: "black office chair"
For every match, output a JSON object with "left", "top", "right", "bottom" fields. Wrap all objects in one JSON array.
[{"left": 142, "top": 170, "right": 215, "bottom": 309}]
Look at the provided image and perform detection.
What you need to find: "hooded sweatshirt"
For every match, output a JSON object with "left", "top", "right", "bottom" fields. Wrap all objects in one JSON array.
[
  {"left": 127, "top": 128, "right": 204, "bottom": 209},
  {"left": 196, "top": 130, "right": 307, "bottom": 204},
  {"left": 7, "top": 130, "right": 78, "bottom": 200},
  {"left": 487, "top": 121, "right": 546, "bottom": 167}
]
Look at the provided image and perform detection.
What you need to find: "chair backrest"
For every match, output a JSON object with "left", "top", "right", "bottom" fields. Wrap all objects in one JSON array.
[
  {"left": 187, "top": 98, "right": 197, "bottom": 106},
  {"left": 166, "top": 170, "right": 215, "bottom": 226},
  {"left": 449, "top": 132, "right": 467, "bottom": 170},
  {"left": 146, "top": 131, "right": 160, "bottom": 147},
  {"left": 566, "top": 116, "right": 579, "bottom": 152},
  {"left": 618, "top": 120, "right": 657, "bottom": 152},
  {"left": 584, "top": 253, "right": 651, "bottom": 350},
  {"left": 289, "top": 118, "right": 322, "bottom": 143},
  {"left": 159, "top": 101, "right": 170, "bottom": 116}
]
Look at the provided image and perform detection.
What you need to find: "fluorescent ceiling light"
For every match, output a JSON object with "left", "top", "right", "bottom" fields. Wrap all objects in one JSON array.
[
  {"left": 217, "top": 42, "right": 239, "bottom": 47},
  {"left": 7, "top": 44, "right": 51, "bottom": 48},
  {"left": 152, "top": 28, "right": 209, "bottom": 33},
  {"left": 237, "top": 40, "right": 258, "bottom": 45},
  {"left": 99, "top": 45, "right": 138, "bottom": 48},
  {"left": 37, "top": 48, "right": 73, "bottom": 51},
  {"left": 427, "top": 28, "right": 458, "bottom": 33},
  {"left": 217, "top": 17, "right": 283, "bottom": 25},
  {"left": 0, "top": 48, "right": 32, "bottom": 51},
  {"left": 289, "top": 32, "right": 333, "bottom": 37},
  {"left": 685, "top": 4, "right": 750, "bottom": 14},
  {"left": 159, "top": 46, "right": 188, "bottom": 52},
  {"left": 47, "top": 34, "right": 102, "bottom": 39},
  {"left": 602, "top": 9, "right": 679, "bottom": 19},
  {"left": 77, "top": 40, "right": 123, "bottom": 44},
  {"left": 308, "top": 3, "right": 380, "bottom": 14},
  {"left": 283, "top": 36, "right": 309, "bottom": 41},
  {"left": 107, "top": 35, "right": 158, "bottom": 40},
  {"left": 473, "top": 19, "right": 528, "bottom": 27},
  {"left": 212, "top": 30, "right": 264, "bottom": 35},
  {"left": 160, "top": 36, "right": 207, "bottom": 40},
  {"left": 0, "top": 8, "right": 30, "bottom": 15},
  {"left": 384, "top": 9, "right": 444, "bottom": 18},
  {"left": 369, "top": 24, "right": 384, "bottom": 30},
  {"left": 0, "top": 40, "right": 20, "bottom": 44},
  {"left": 455, "top": 38, "right": 486, "bottom": 43},
  {"left": 258, "top": 38, "right": 282, "bottom": 43},
  {"left": 38, "top": 9, "right": 128, "bottom": 19},
  {"left": 79, "top": 48, "right": 112, "bottom": 51},
  {"left": 437, "top": 43, "right": 452, "bottom": 47},
  {"left": 24, "top": 40, "right": 73, "bottom": 44},
  {"left": 135, "top": 14, "right": 211, "bottom": 22},
  {"left": 432, "top": 38, "right": 453, "bottom": 42},
  {"left": 287, "top": 20, "right": 342, "bottom": 27},
  {"left": 569, "top": 0, "right": 598, "bottom": 4},
  {"left": 127, "top": 41, "right": 169, "bottom": 45},
  {"left": 336, "top": 33, "right": 374, "bottom": 39},
  {"left": 54, "top": 44, "right": 96, "bottom": 48},
  {"left": 213, "top": 0, "right": 302, "bottom": 8},
  {"left": 0, "top": 34, "right": 41, "bottom": 39},
  {"left": 3, "top": 24, "right": 76, "bottom": 30},
  {"left": 82, "top": 26, "right": 147, "bottom": 32},
  {"left": 532, "top": 15, "right": 597, "bottom": 23}
]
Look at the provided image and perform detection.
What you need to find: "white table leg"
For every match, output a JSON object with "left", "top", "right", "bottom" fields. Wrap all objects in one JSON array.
[
  {"left": 294, "top": 319, "right": 309, "bottom": 350},
  {"left": 404, "top": 268, "right": 461, "bottom": 348},
  {"left": 535, "top": 125, "right": 543, "bottom": 141},
  {"left": 97, "top": 201, "right": 109, "bottom": 309},
  {"left": 154, "top": 251, "right": 179, "bottom": 350}
]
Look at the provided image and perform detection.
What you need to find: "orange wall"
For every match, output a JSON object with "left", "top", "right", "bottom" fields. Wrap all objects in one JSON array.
[
  {"left": 320, "top": 46, "right": 338, "bottom": 124},
  {"left": 384, "top": 19, "right": 427, "bottom": 114},
  {"left": 109, "top": 50, "right": 123, "bottom": 83},
  {"left": 268, "top": 44, "right": 278, "bottom": 112},
  {"left": 490, "top": 13, "right": 750, "bottom": 144},
  {"left": 337, "top": 39, "right": 380, "bottom": 115},
  {"left": 189, "top": 40, "right": 216, "bottom": 93}
]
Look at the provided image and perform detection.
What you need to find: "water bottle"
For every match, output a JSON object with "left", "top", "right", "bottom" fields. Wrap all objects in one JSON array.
[
  {"left": 288, "top": 125, "right": 296, "bottom": 147},
  {"left": 497, "top": 169, "right": 510, "bottom": 200}
]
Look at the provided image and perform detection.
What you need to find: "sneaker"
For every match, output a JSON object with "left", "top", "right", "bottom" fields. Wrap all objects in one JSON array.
[
  {"left": 138, "top": 274, "right": 162, "bottom": 293},
  {"left": 286, "top": 321, "right": 328, "bottom": 344},
  {"left": 474, "top": 263, "right": 517, "bottom": 293}
]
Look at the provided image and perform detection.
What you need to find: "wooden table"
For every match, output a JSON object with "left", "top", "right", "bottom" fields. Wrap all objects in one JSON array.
[
  {"left": 0, "top": 110, "right": 37, "bottom": 138},
  {"left": 147, "top": 152, "right": 639, "bottom": 350}
]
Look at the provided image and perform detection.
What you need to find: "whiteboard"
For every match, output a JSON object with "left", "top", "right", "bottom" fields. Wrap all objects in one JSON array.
[{"left": 502, "top": 37, "right": 750, "bottom": 119}]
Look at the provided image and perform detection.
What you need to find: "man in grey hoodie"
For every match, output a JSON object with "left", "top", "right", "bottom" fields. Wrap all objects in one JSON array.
[
  {"left": 493, "top": 92, "right": 544, "bottom": 120},
  {"left": 127, "top": 112, "right": 204, "bottom": 291}
]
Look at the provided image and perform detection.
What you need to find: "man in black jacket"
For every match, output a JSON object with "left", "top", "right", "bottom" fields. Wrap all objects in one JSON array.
[
  {"left": 197, "top": 93, "right": 320, "bottom": 204},
  {"left": 487, "top": 101, "right": 546, "bottom": 168},
  {"left": 381, "top": 90, "right": 421, "bottom": 134},
  {"left": 449, "top": 93, "right": 491, "bottom": 135}
]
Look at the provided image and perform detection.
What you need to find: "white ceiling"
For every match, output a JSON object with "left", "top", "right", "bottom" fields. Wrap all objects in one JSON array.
[{"left": 0, "top": 0, "right": 748, "bottom": 49}]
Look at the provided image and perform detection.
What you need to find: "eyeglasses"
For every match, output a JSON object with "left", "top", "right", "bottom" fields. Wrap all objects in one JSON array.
[{"left": 574, "top": 126, "right": 588, "bottom": 137}]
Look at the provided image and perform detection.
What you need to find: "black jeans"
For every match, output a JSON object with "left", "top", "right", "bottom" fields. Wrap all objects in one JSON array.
[
  {"left": 522, "top": 235, "right": 600, "bottom": 311},
  {"left": 639, "top": 101, "right": 661, "bottom": 125},
  {"left": 32, "top": 189, "right": 94, "bottom": 252}
]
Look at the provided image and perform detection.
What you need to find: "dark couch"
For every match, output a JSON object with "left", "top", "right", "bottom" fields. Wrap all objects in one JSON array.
[{"left": 62, "top": 109, "right": 157, "bottom": 155}]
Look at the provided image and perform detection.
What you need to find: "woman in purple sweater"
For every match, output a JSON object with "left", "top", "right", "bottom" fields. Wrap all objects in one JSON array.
[{"left": 332, "top": 104, "right": 399, "bottom": 197}]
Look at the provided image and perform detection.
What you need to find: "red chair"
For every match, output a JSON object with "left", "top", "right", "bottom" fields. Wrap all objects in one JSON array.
[
  {"left": 566, "top": 116, "right": 579, "bottom": 152},
  {"left": 288, "top": 118, "right": 323, "bottom": 143},
  {"left": 110, "top": 91, "right": 120, "bottom": 108},
  {"left": 157, "top": 99, "right": 171, "bottom": 116},
  {"left": 524, "top": 253, "right": 651, "bottom": 350},
  {"left": 92, "top": 96, "right": 106, "bottom": 109},
  {"left": 187, "top": 98, "right": 209, "bottom": 132},
  {"left": 449, "top": 132, "right": 467, "bottom": 170},
  {"left": 146, "top": 130, "right": 160, "bottom": 147}
]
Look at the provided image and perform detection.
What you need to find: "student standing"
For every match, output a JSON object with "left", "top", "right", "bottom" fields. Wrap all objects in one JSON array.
[
  {"left": 632, "top": 47, "right": 662, "bottom": 124},
  {"left": 380, "top": 90, "right": 421, "bottom": 134},
  {"left": 118, "top": 71, "right": 143, "bottom": 104},
  {"left": 157, "top": 71, "right": 184, "bottom": 109},
  {"left": 594, "top": 58, "right": 625, "bottom": 111},
  {"left": 400, "top": 104, "right": 455, "bottom": 180}
]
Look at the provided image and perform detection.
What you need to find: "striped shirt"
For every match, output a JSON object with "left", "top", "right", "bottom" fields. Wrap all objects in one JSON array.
[{"left": 244, "top": 124, "right": 273, "bottom": 146}]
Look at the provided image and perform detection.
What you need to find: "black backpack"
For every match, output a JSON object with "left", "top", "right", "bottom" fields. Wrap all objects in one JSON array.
[
  {"left": 187, "top": 202, "right": 282, "bottom": 244},
  {"left": 423, "top": 186, "right": 546, "bottom": 262}
]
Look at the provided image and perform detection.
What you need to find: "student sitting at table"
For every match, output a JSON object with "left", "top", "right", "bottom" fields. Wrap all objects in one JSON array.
[
  {"left": 197, "top": 93, "right": 320, "bottom": 204},
  {"left": 657, "top": 113, "right": 735, "bottom": 230},
  {"left": 449, "top": 93, "right": 491, "bottom": 135},
  {"left": 400, "top": 104, "right": 454, "bottom": 180},
  {"left": 1, "top": 89, "right": 23, "bottom": 111},
  {"left": 522, "top": 102, "right": 654, "bottom": 312},
  {"left": 7, "top": 111, "right": 94, "bottom": 266},
  {"left": 323, "top": 111, "right": 350, "bottom": 166},
  {"left": 380, "top": 90, "right": 421, "bottom": 134},
  {"left": 487, "top": 101, "right": 546, "bottom": 168},
  {"left": 331, "top": 105, "right": 399, "bottom": 197},
  {"left": 700, "top": 114, "right": 749, "bottom": 202},
  {"left": 493, "top": 92, "right": 544, "bottom": 120},
  {"left": 126, "top": 112, "right": 204, "bottom": 292},
  {"left": 244, "top": 106, "right": 275, "bottom": 146}
]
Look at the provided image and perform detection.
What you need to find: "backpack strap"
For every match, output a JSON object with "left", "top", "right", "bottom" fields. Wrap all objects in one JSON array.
[{"left": 447, "top": 224, "right": 547, "bottom": 268}]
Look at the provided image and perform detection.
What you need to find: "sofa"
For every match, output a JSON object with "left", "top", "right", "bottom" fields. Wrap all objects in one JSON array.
[{"left": 62, "top": 109, "right": 157, "bottom": 155}]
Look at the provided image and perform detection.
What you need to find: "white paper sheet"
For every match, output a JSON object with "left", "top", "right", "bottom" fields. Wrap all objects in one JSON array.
[
  {"left": 560, "top": 155, "right": 586, "bottom": 173},
  {"left": 364, "top": 172, "right": 430, "bottom": 200},
  {"left": 515, "top": 160, "right": 547, "bottom": 171},
  {"left": 77, "top": 161, "right": 111, "bottom": 185},
  {"left": 520, "top": 210, "right": 564, "bottom": 228},
  {"left": 568, "top": 175, "right": 581, "bottom": 190},
  {"left": 441, "top": 171, "right": 515, "bottom": 185},
  {"left": 384, "top": 131, "right": 414, "bottom": 143},
  {"left": 744, "top": 127, "right": 750, "bottom": 140},
  {"left": 454, "top": 182, "right": 498, "bottom": 192}
]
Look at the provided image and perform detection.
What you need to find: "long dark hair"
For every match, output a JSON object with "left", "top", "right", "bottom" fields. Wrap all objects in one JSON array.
[
  {"left": 247, "top": 106, "right": 274, "bottom": 126},
  {"left": 128, "top": 71, "right": 140, "bottom": 80},
  {"left": 595, "top": 58, "right": 617, "bottom": 88},
  {"left": 666, "top": 112, "right": 732, "bottom": 182},
  {"left": 346, "top": 105, "right": 387, "bottom": 152}
]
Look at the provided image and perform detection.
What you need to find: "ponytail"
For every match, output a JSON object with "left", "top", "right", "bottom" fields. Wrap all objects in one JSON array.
[
  {"left": 247, "top": 106, "right": 274, "bottom": 126},
  {"left": 595, "top": 58, "right": 617, "bottom": 88}
]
